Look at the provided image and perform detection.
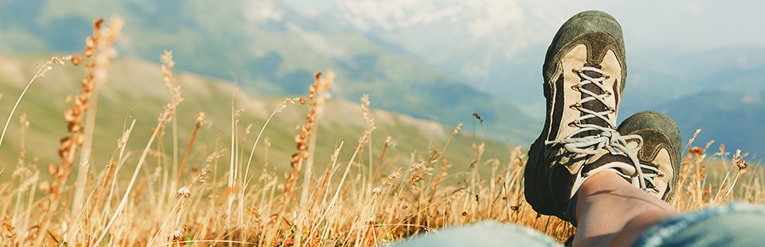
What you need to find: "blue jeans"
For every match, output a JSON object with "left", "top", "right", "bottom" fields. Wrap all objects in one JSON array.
[{"left": 390, "top": 203, "right": 765, "bottom": 247}]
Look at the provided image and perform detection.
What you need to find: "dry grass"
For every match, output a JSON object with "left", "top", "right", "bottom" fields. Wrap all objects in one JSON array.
[{"left": 1, "top": 17, "right": 763, "bottom": 247}]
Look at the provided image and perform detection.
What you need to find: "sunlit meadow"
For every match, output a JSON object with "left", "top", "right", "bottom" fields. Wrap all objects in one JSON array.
[{"left": 1, "top": 17, "right": 762, "bottom": 247}]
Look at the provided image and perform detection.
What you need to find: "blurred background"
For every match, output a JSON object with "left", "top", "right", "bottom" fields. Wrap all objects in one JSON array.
[{"left": 0, "top": 0, "right": 762, "bottom": 160}]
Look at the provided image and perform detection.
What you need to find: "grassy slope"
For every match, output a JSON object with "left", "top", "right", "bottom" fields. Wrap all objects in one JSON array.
[{"left": 0, "top": 54, "right": 514, "bottom": 182}]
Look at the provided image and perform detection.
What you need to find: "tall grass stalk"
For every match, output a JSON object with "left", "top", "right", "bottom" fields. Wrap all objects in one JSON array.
[
  {"left": 243, "top": 98, "right": 297, "bottom": 190},
  {"left": 0, "top": 56, "right": 71, "bottom": 150},
  {"left": 72, "top": 17, "right": 122, "bottom": 222},
  {"left": 294, "top": 72, "right": 332, "bottom": 247},
  {"left": 95, "top": 86, "right": 181, "bottom": 245},
  {"left": 177, "top": 112, "right": 206, "bottom": 185}
]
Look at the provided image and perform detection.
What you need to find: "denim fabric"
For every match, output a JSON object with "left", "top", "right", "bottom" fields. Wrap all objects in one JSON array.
[
  {"left": 389, "top": 203, "right": 765, "bottom": 247},
  {"left": 633, "top": 202, "right": 765, "bottom": 247},
  {"left": 389, "top": 220, "right": 563, "bottom": 247}
]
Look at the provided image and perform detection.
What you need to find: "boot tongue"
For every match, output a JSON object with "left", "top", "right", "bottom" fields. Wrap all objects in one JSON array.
[{"left": 574, "top": 63, "right": 610, "bottom": 138}]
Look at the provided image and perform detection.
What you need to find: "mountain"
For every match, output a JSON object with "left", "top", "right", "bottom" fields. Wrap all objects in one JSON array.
[
  {"left": 626, "top": 48, "right": 765, "bottom": 158},
  {"left": 323, "top": 0, "right": 765, "bottom": 123},
  {"left": 327, "top": 0, "right": 551, "bottom": 115},
  {"left": 620, "top": 46, "right": 765, "bottom": 120},
  {"left": 657, "top": 89, "right": 765, "bottom": 158},
  {"left": 326, "top": 0, "right": 765, "bottom": 159},
  {"left": 0, "top": 0, "right": 538, "bottom": 144}
]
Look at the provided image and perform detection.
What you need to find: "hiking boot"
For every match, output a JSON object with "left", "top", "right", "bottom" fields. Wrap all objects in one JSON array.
[
  {"left": 617, "top": 111, "right": 682, "bottom": 200},
  {"left": 524, "top": 10, "right": 639, "bottom": 223}
]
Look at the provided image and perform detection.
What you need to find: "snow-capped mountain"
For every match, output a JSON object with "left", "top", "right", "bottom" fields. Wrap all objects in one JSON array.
[{"left": 325, "top": 0, "right": 557, "bottom": 115}]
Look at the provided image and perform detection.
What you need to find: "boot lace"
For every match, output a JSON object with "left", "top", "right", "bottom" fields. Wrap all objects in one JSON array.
[{"left": 545, "top": 66, "right": 661, "bottom": 196}]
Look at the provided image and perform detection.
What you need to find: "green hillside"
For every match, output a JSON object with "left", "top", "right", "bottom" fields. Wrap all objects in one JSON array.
[
  {"left": 0, "top": 0, "right": 537, "bottom": 145},
  {"left": 0, "top": 54, "right": 517, "bottom": 181}
]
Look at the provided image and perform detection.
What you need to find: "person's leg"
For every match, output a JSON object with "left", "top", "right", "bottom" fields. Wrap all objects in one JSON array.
[
  {"left": 633, "top": 203, "right": 765, "bottom": 246},
  {"left": 573, "top": 171, "right": 676, "bottom": 246}
]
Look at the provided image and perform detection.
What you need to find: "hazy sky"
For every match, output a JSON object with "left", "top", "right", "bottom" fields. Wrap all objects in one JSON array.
[{"left": 280, "top": 0, "right": 765, "bottom": 52}]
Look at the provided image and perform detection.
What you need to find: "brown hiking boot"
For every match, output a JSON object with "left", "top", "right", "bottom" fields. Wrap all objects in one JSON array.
[
  {"left": 524, "top": 10, "right": 645, "bottom": 223},
  {"left": 617, "top": 111, "right": 682, "bottom": 200}
]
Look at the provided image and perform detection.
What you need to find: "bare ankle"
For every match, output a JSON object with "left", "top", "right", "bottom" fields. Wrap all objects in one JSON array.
[{"left": 573, "top": 170, "right": 677, "bottom": 246}]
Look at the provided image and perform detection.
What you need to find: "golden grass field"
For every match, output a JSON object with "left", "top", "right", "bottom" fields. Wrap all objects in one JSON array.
[{"left": 1, "top": 18, "right": 763, "bottom": 247}]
